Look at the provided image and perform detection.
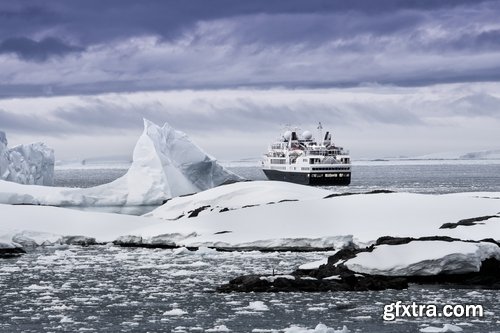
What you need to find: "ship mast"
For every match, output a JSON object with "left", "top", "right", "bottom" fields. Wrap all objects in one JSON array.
[{"left": 317, "top": 122, "right": 323, "bottom": 145}]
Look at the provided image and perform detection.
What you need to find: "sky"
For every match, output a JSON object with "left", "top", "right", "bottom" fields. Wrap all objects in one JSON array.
[{"left": 0, "top": 0, "right": 500, "bottom": 160}]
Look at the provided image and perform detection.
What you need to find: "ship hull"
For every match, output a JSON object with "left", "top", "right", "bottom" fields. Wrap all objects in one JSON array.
[{"left": 262, "top": 169, "right": 351, "bottom": 186}]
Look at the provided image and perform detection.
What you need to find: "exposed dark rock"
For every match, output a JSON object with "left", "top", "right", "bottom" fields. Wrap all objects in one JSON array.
[
  {"left": 218, "top": 238, "right": 500, "bottom": 292},
  {"left": 241, "top": 204, "right": 258, "bottom": 209},
  {"left": 0, "top": 247, "right": 26, "bottom": 258},
  {"left": 367, "top": 189, "right": 395, "bottom": 194},
  {"left": 214, "top": 246, "right": 337, "bottom": 253},
  {"left": 113, "top": 235, "right": 143, "bottom": 246},
  {"left": 187, "top": 205, "right": 211, "bottom": 218},
  {"left": 375, "top": 235, "right": 479, "bottom": 246},
  {"left": 440, "top": 215, "right": 499, "bottom": 229},
  {"left": 61, "top": 236, "right": 99, "bottom": 246},
  {"left": 217, "top": 270, "right": 408, "bottom": 293},
  {"left": 376, "top": 236, "right": 414, "bottom": 246},
  {"left": 214, "top": 231, "right": 232, "bottom": 235},
  {"left": 278, "top": 199, "right": 299, "bottom": 203},
  {"left": 324, "top": 189, "right": 394, "bottom": 199},
  {"left": 219, "top": 207, "right": 230, "bottom": 213}
]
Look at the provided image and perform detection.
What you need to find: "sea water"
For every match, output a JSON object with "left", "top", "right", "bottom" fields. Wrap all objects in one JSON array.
[
  {"left": 2, "top": 160, "right": 499, "bottom": 332},
  {"left": 1, "top": 247, "right": 498, "bottom": 332}
]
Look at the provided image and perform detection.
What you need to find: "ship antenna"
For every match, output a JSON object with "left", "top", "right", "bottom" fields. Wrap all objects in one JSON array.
[{"left": 317, "top": 122, "right": 323, "bottom": 144}]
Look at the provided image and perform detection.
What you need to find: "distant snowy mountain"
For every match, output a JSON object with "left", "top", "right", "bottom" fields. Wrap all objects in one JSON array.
[{"left": 411, "top": 149, "right": 500, "bottom": 160}]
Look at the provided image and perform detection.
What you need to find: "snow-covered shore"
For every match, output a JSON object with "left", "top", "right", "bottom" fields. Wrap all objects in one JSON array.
[{"left": 1, "top": 182, "right": 498, "bottom": 249}]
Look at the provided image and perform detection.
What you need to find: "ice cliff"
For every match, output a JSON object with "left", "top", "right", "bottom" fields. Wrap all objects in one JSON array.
[{"left": 0, "top": 131, "right": 54, "bottom": 186}]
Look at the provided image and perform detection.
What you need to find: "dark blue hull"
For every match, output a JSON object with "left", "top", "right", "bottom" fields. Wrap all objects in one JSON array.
[{"left": 262, "top": 169, "right": 351, "bottom": 186}]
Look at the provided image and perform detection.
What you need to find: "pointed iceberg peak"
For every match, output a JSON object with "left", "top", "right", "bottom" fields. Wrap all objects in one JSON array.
[{"left": 93, "top": 119, "right": 244, "bottom": 205}]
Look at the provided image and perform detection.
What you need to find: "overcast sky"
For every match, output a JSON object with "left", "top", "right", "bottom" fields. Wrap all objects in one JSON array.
[{"left": 1, "top": 0, "right": 499, "bottom": 160}]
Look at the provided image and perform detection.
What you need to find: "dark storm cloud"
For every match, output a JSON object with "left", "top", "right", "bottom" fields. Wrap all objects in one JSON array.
[
  {"left": 0, "top": 0, "right": 492, "bottom": 47},
  {"left": 0, "top": 37, "right": 83, "bottom": 61},
  {"left": 0, "top": 0, "right": 500, "bottom": 97}
]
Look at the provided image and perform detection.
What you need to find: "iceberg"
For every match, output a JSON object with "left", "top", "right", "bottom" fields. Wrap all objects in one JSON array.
[
  {"left": 0, "top": 119, "right": 242, "bottom": 207},
  {"left": 0, "top": 131, "right": 54, "bottom": 186},
  {"left": 107, "top": 119, "right": 242, "bottom": 204}
]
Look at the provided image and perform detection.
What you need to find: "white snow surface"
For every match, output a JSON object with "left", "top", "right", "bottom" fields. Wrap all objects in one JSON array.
[
  {"left": 0, "top": 131, "right": 54, "bottom": 186},
  {"left": 0, "top": 119, "right": 241, "bottom": 206},
  {"left": 345, "top": 241, "right": 500, "bottom": 276},
  {"left": 135, "top": 191, "right": 500, "bottom": 248},
  {"left": 298, "top": 258, "right": 329, "bottom": 270},
  {"left": 1, "top": 188, "right": 499, "bottom": 253},
  {"left": 146, "top": 181, "right": 331, "bottom": 220}
]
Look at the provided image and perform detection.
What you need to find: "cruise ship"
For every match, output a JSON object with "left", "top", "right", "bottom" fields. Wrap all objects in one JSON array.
[{"left": 262, "top": 123, "right": 351, "bottom": 185}]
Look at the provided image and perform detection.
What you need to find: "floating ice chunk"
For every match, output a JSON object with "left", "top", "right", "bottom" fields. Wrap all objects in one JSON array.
[
  {"left": 245, "top": 301, "right": 269, "bottom": 311},
  {"left": 206, "top": 325, "right": 231, "bottom": 332},
  {"left": 0, "top": 119, "right": 240, "bottom": 207},
  {"left": 419, "top": 324, "right": 463, "bottom": 332},
  {"left": 0, "top": 131, "right": 54, "bottom": 185},
  {"left": 163, "top": 308, "right": 187, "bottom": 316},
  {"left": 283, "top": 323, "right": 350, "bottom": 333}
]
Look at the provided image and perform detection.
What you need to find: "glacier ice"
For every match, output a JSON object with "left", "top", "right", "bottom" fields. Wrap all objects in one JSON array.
[
  {"left": 0, "top": 119, "right": 242, "bottom": 207},
  {"left": 114, "top": 119, "right": 243, "bottom": 202},
  {"left": 80, "top": 119, "right": 243, "bottom": 205},
  {"left": 0, "top": 131, "right": 55, "bottom": 186}
]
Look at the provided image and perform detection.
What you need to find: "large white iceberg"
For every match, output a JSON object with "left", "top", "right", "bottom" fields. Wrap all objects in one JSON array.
[
  {"left": 0, "top": 119, "right": 242, "bottom": 207},
  {"left": 0, "top": 131, "right": 54, "bottom": 186},
  {"left": 111, "top": 119, "right": 242, "bottom": 203}
]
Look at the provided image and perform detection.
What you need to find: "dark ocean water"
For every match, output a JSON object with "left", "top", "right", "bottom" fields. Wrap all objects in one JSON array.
[
  {"left": 3, "top": 161, "right": 499, "bottom": 332},
  {"left": 55, "top": 161, "right": 500, "bottom": 194},
  {"left": 1, "top": 247, "right": 498, "bottom": 333}
]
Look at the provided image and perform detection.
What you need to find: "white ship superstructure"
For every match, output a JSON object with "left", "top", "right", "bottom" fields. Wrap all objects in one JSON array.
[{"left": 262, "top": 124, "right": 351, "bottom": 185}]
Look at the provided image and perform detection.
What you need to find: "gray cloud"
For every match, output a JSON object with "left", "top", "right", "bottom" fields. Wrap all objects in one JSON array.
[
  {"left": 0, "top": 37, "right": 83, "bottom": 61},
  {"left": 0, "top": 1, "right": 499, "bottom": 97}
]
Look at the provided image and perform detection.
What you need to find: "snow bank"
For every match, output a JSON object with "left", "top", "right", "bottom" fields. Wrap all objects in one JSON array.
[
  {"left": 0, "top": 119, "right": 241, "bottom": 207},
  {"left": 146, "top": 180, "right": 331, "bottom": 220},
  {"left": 0, "top": 204, "right": 161, "bottom": 246},
  {"left": 0, "top": 131, "right": 54, "bottom": 186},
  {"left": 344, "top": 241, "right": 500, "bottom": 276},
  {"left": 135, "top": 191, "right": 500, "bottom": 248},
  {"left": 0, "top": 189, "right": 499, "bottom": 254}
]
